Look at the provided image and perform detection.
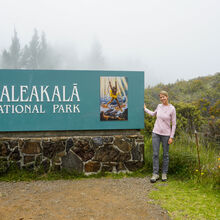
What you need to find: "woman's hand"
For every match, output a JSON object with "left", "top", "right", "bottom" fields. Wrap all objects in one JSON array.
[
  {"left": 168, "top": 138, "right": 173, "bottom": 144},
  {"left": 144, "top": 103, "right": 146, "bottom": 109}
]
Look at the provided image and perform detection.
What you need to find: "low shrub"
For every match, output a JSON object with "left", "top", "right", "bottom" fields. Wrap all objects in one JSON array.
[{"left": 0, "top": 158, "right": 8, "bottom": 174}]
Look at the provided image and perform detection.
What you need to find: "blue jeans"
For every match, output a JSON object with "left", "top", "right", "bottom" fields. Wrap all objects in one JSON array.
[{"left": 152, "top": 132, "right": 170, "bottom": 175}]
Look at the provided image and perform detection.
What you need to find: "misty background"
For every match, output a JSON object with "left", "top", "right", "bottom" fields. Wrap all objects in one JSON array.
[{"left": 0, "top": 0, "right": 220, "bottom": 87}]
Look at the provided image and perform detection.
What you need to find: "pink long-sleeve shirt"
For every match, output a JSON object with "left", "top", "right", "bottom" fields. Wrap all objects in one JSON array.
[{"left": 144, "top": 104, "right": 176, "bottom": 138}]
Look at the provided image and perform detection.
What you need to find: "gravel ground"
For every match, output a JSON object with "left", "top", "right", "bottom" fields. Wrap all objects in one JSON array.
[{"left": 0, "top": 177, "right": 170, "bottom": 220}]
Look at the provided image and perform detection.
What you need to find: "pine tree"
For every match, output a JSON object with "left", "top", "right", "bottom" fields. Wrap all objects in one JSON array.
[
  {"left": 28, "top": 29, "right": 40, "bottom": 69},
  {"left": 38, "top": 31, "right": 47, "bottom": 68},
  {"left": 1, "top": 29, "right": 21, "bottom": 68},
  {"left": 1, "top": 50, "right": 11, "bottom": 68},
  {"left": 20, "top": 45, "right": 30, "bottom": 68},
  {"left": 87, "top": 39, "right": 105, "bottom": 69},
  {"left": 9, "top": 29, "right": 21, "bottom": 68}
]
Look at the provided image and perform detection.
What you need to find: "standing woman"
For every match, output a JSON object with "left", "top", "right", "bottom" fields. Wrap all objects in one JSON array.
[{"left": 144, "top": 91, "right": 176, "bottom": 183}]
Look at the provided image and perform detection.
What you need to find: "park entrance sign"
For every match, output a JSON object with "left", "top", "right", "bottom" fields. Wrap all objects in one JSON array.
[
  {"left": 0, "top": 69, "right": 144, "bottom": 132},
  {"left": 0, "top": 69, "right": 145, "bottom": 174}
]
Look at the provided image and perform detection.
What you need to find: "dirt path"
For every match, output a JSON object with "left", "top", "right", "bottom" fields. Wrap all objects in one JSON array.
[{"left": 0, "top": 177, "right": 170, "bottom": 220}]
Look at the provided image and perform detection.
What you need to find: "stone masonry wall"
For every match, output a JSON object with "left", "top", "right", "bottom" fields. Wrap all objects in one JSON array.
[{"left": 0, "top": 135, "right": 144, "bottom": 174}]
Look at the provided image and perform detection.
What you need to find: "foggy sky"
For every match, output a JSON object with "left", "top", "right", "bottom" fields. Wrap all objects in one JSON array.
[{"left": 0, "top": 0, "right": 220, "bottom": 86}]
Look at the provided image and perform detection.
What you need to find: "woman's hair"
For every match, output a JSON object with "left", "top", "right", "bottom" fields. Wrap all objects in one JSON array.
[{"left": 159, "top": 90, "right": 168, "bottom": 97}]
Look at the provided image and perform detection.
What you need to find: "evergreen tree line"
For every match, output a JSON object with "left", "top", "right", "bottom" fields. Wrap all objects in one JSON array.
[
  {"left": 0, "top": 29, "right": 59, "bottom": 69},
  {"left": 0, "top": 29, "right": 106, "bottom": 70}
]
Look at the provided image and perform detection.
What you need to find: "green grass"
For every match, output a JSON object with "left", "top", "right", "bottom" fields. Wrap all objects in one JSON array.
[
  {"left": 149, "top": 178, "right": 220, "bottom": 220},
  {"left": 144, "top": 133, "right": 220, "bottom": 219},
  {"left": 0, "top": 163, "right": 140, "bottom": 181},
  {"left": 0, "top": 166, "right": 149, "bottom": 182},
  {"left": 0, "top": 166, "right": 109, "bottom": 181},
  {"left": 144, "top": 133, "right": 220, "bottom": 188}
]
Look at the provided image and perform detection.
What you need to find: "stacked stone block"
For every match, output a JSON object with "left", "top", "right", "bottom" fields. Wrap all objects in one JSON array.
[{"left": 0, "top": 135, "right": 144, "bottom": 174}]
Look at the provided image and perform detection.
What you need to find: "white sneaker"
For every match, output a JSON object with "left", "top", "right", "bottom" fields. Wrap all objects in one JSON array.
[
  {"left": 150, "top": 174, "right": 159, "bottom": 183},
  {"left": 162, "top": 173, "right": 167, "bottom": 182}
]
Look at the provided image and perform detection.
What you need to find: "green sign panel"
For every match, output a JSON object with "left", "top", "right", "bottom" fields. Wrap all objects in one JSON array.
[{"left": 0, "top": 69, "right": 144, "bottom": 131}]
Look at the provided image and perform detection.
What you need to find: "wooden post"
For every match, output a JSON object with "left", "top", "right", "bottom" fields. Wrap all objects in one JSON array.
[{"left": 195, "top": 130, "right": 201, "bottom": 176}]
